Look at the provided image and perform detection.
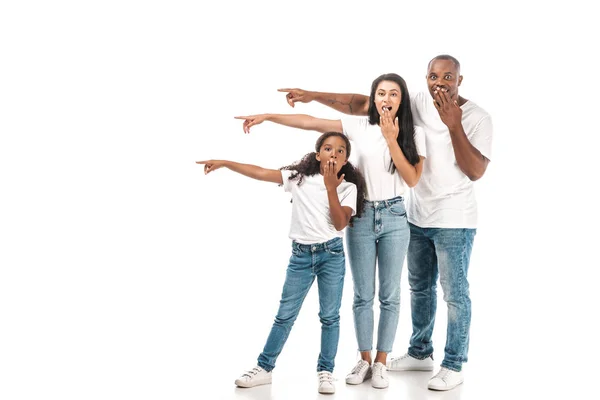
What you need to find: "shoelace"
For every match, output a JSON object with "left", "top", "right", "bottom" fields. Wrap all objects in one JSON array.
[
  {"left": 350, "top": 361, "right": 369, "bottom": 375},
  {"left": 390, "top": 353, "right": 433, "bottom": 364},
  {"left": 390, "top": 353, "right": 410, "bottom": 363},
  {"left": 318, "top": 371, "right": 333, "bottom": 383},
  {"left": 372, "top": 363, "right": 386, "bottom": 378},
  {"left": 242, "top": 366, "right": 263, "bottom": 379},
  {"left": 432, "top": 368, "right": 452, "bottom": 381}
]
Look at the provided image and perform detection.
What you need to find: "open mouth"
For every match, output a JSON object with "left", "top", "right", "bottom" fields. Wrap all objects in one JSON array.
[{"left": 382, "top": 106, "right": 392, "bottom": 112}]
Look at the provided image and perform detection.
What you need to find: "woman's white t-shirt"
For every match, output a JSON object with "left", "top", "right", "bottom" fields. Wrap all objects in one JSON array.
[{"left": 341, "top": 117, "right": 426, "bottom": 201}]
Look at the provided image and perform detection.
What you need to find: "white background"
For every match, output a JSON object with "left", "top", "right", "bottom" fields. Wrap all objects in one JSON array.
[{"left": 1, "top": 1, "right": 598, "bottom": 399}]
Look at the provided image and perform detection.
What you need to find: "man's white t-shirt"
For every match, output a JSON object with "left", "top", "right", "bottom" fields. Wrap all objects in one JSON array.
[
  {"left": 408, "top": 91, "right": 493, "bottom": 229},
  {"left": 341, "top": 117, "right": 426, "bottom": 201},
  {"left": 281, "top": 169, "right": 357, "bottom": 244}
]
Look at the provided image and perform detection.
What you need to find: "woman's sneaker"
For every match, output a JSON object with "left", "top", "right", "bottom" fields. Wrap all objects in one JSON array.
[
  {"left": 371, "top": 362, "right": 389, "bottom": 389},
  {"left": 234, "top": 366, "right": 272, "bottom": 388},
  {"left": 345, "top": 360, "right": 372, "bottom": 384},
  {"left": 317, "top": 371, "right": 335, "bottom": 394},
  {"left": 387, "top": 353, "right": 434, "bottom": 371}
]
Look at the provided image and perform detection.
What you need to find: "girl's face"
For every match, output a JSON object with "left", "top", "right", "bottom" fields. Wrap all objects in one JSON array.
[
  {"left": 316, "top": 135, "right": 348, "bottom": 172},
  {"left": 374, "top": 80, "right": 402, "bottom": 117}
]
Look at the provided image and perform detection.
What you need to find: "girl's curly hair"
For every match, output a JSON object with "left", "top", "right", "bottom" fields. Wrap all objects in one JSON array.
[{"left": 280, "top": 132, "right": 366, "bottom": 225}]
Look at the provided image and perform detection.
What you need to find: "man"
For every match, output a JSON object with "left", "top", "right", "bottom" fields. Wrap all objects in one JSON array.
[{"left": 278, "top": 55, "right": 493, "bottom": 391}]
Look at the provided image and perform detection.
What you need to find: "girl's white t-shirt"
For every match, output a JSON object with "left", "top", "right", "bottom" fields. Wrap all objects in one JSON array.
[{"left": 281, "top": 170, "right": 357, "bottom": 244}]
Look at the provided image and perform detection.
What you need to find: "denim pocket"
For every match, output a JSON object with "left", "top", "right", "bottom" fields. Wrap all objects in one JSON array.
[
  {"left": 387, "top": 202, "right": 407, "bottom": 217},
  {"left": 325, "top": 245, "right": 344, "bottom": 256},
  {"left": 291, "top": 245, "right": 303, "bottom": 256}
]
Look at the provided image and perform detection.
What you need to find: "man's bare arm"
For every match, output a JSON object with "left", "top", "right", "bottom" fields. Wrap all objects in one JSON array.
[{"left": 278, "top": 88, "right": 369, "bottom": 116}]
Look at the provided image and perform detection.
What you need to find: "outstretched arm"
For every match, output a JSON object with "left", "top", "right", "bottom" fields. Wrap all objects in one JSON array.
[
  {"left": 196, "top": 160, "right": 283, "bottom": 184},
  {"left": 234, "top": 113, "right": 342, "bottom": 134},
  {"left": 278, "top": 88, "right": 369, "bottom": 116}
]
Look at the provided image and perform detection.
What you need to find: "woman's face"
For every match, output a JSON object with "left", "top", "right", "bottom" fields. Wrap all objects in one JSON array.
[{"left": 374, "top": 80, "right": 402, "bottom": 117}]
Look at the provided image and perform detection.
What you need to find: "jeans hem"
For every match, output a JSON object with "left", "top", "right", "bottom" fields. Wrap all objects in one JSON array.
[
  {"left": 317, "top": 367, "right": 334, "bottom": 373},
  {"left": 440, "top": 362, "right": 461, "bottom": 372},
  {"left": 257, "top": 362, "right": 273, "bottom": 372},
  {"left": 408, "top": 351, "right": 433, "bottom": 361}
]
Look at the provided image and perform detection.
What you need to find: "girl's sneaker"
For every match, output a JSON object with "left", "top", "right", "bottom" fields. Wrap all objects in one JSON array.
[
  {"left": 317, "top": 371, "right": 335, "bottom": 394},
  {"left": 234, "top": 366, "right": 272, "bottom": 388}
]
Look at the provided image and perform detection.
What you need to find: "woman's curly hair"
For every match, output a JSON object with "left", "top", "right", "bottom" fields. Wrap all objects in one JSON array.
[{"left": 280, "top": 132, "right": 366, "bottom": 225}]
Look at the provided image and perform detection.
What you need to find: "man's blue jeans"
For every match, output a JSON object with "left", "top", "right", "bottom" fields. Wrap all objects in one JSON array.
[
  {"left": 407, "top": 223, "right": 476, "bottom": 372},
  {"left": 257, "top": 237, "right": 345, "bottom": 373},
  {"left": 346, "top": 197, "right": 410, "bottom": 353}
]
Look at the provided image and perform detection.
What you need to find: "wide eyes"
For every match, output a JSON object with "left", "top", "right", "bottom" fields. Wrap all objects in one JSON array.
[
  {"left": 429, "top": 74, "right": 453, "bottom": 80},
  {"left": 324, "top": 146, "right": 345, "bottom": 154}
]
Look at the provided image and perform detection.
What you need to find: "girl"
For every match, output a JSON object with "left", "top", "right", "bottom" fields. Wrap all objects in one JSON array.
[
  {"left": 235, "top": 73, "right": 426, "bottom": 389},
  {"left": 197, "top": 131, "right": 366, "bottom": 394}
]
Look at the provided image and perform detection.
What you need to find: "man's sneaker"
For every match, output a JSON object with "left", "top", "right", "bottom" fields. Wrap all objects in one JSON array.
[
  {"left": 371, "top": 362, "right": 389, "bottom": 389},
  {"left": 317, "top": 371, "right": 335, "bottom": 394},
  {"left": 387, "top": 353, "right": 434, "bottom": 371},
  {"left": 345, "top": 360, "right": 372, "bottom": 385},
  {"left": 427, "top": 367, "right": 464, "bottom": 391},
  {"left": 234, "top": 366, "right": 272, "bottom": 388}
]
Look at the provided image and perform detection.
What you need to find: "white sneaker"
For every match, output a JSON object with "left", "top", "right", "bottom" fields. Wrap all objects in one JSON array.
[
  {"left": 317, "top": 371, "right": 335, "bottom": 394},
  {"left": 234, "top": 366, "right": 272, "bottom": 388},
  {"left": 427, "top": 367, "right": 464, "bottom": 391},
  {"left": 387, "top": 353, "right": 434, "bottom": 371},
  {"left": 371, "top": 362, "right": 389, "bottom": 389},
  {"left": 345, "top": 359, "right": 372, "bottom": 385}
]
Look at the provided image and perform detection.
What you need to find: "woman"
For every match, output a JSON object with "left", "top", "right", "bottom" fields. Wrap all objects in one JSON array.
[{"left": 236, "top": 73, "right": 426, "bottom": 389}]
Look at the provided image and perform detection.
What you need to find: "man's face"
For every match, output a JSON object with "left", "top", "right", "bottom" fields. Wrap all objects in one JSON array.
[{"left": 426, "top": 59, "right": 463, "bottom": 100}]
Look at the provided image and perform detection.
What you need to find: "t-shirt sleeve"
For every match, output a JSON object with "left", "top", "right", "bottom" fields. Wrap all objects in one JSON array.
[
  {"left": 280, "top": 169, "right": 294, "bottom": 192},
  {"left": 414, "top": 125, "right": 427, "bottom": 158},
  {"left": 469, "top": 115, "right": 493, "bottom": 161},
  {"left": 410, "top": 91, "right": 424, "bottom": 116},
  {"left": 341, "top": 117, "right": 367, "bottom": 141},
  {"left": 339, "top": 183, "right": 358, "bottom": 216}
]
